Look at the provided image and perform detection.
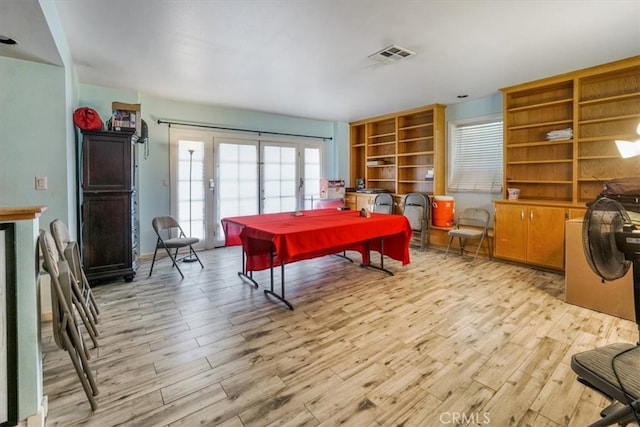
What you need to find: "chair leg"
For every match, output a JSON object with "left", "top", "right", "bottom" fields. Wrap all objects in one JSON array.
[
  {"left": 458, "top": 237, "right": 464, "bottom": 256},
  {"left": 78, "top": 267, "right": 100, "bottom": 320},
  {"left": 148, "top": 243, "right": 160, "bottom": 277},
  {"left": 54, "top": 276, "right": 99, "bottom": 408},
  {"left": 444, "top": 235, "right": 454, "bottom": 259},
  {"left": 69, "top": 247, "right": 100, "bottom": 322},
  {"left": 188, "top": 246, "right": 205, "bottom": 269},
  {"left": 59, "top": 330, "right": 98, "bottom": 411},
  {"left": 419, "top": 228, "right": 427, "bottom": 251},
  {"left": 71, "top": 289, "right": 99, "bottom": 350},
  {"left": 162, "top": 246, "right": 184, "bottom": 279},
  {"left": 471, "top": 235, "right": 484, "bottom": 265},
  {"left": 426, "top": 228, "right": 430, "bottom": 250},
  {"left": 70, "top": 274, "right": 99, "bottom": 339}
]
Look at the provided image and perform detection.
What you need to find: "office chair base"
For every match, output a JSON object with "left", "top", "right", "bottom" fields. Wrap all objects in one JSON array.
[{"left": 587, "top": 400, "right": 640, "bottom": 427}]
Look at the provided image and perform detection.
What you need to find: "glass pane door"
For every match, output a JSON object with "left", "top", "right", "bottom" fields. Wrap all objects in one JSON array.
[
  {"left": 172, "top": 130, "right": 324, "bottom": 247},
  {"left": 262, "top": 143, "right": 298, "bottom": 213},
  {"left": 177, "top": 139, "right": 205, "bottom": 242},
  {"left": 215, "top": 138, "right": 259, "bottom": 244},
  {"left": 303, "top": 146, "right": 321, "bottom": 209}
]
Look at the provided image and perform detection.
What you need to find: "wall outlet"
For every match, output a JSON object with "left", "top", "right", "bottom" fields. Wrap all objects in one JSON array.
[{"left": 35, "top": 176, "right": 48, "bottom": 190}]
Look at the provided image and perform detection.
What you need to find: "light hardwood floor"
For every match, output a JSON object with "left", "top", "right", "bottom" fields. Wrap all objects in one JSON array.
[{"left": 42, "top": 246, "right": 638, "bottom": 426}]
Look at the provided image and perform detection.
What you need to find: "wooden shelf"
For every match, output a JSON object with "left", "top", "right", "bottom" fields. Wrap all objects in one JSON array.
[
  {"left": 399, "top": 123, "right": 433, "bottom": 131},
  {"left": 398, "top": 136, "right": 434, "bottom": 143},
  {"left": 578, "top": 155, "right": 625, "bottom": 160},
  {"left": 506, "top": 179, "right": 572, "bottom": 184},
  {"left": 397, "top": 151, "right": 433, "bottom": 157},
  {"left": 350, "top": 104, "right": 446, "bottom": 196},
  {"left": 507, "top": 159, "right": 572, "bottom": 165},
  {"left": 507, "top": 139, "right": 573, "bottom": 148},
  {"left": 368, "top": 140, "right": 396, "bottom": 146},
  {"left": 578, "top": 134, "right": 640, "bottom": 143},
  {"left": 507, "top": 97, "right": 574, "bottom": 112},
  {"left": 368, "top": 132, "right": 396, "bottom": 139},
  {"left": 579, "top": 114, "right": 640, "bottom": 125},
  {"left": 579, "top": 91, "right": 640, "bottom": 106},
  {"left": 508, "top": 119, "right": 573, "bottom": 131}
]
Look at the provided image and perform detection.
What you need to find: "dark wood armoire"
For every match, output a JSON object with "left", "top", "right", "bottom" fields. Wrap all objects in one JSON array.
[{"left": 81, "top": 129, "right": 139, "bottom": 282}]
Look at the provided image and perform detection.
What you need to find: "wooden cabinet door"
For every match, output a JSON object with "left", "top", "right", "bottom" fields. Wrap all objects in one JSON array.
[
  {"left": 82, "top": 192, "right": 134, "bottom": 281},
  {"left": 82, "top": 130, "right": 134, "bottom": 191},
  {"left": 494, "top": 203, "right": 527, "bottom": 262},
  {"left": 356, "top": 194, "right": 376, "bottom": 211},
  {"left": 344, "top": 193, "right": 357, "bottom": 211},
  {"left": 527, "top": 206, "right": 566, "bottom": 269}
]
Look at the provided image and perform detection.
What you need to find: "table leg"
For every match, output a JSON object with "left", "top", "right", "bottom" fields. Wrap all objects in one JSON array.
[
  {"left": 360, "top": 237, "right": 394, "bottom": 276},
  {"left": 237, "top": 247, "right": 259, "bottom": 288},
  {"left": 263, "top": 250, "right": 294, "bottom": 310},
  {"left": 332, "top": 251, "right": 353, "bottom": 263}
]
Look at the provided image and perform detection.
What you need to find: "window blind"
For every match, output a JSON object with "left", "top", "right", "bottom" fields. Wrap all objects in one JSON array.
[{"left": 449, "top": 120, "right": 503, "bottom": 193}]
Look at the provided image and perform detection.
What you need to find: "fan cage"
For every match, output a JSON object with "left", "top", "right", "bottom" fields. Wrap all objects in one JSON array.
[{"left": 582, "top": 197, "right": 632, "bottom": 281}]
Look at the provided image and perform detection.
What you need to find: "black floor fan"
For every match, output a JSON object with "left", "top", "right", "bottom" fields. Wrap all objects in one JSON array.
[{"left": 572, "top": 197, "right": 640, "bottom": 426}]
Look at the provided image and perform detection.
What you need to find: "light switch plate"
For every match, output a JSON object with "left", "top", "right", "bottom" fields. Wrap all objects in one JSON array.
[{"left": 35, "top": 176, "right": 48, "bottom": 190}]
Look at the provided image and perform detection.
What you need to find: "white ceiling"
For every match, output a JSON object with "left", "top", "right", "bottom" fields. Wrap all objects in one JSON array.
[{"left": 3, "top": 0, "right": 640, "bottom": 122}]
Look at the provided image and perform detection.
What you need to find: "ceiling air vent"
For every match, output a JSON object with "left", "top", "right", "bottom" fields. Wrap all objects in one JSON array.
[{"left": 368, "top": 44, "right": 416, "bottom": 64}]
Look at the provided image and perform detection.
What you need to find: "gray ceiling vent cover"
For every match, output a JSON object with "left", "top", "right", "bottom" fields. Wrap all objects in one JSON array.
[{"left": 368, "top": 44, "right": 416, "bottom": 64}]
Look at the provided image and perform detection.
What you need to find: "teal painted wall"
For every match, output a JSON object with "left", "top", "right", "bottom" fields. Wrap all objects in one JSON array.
[
  {"left": 40, "top": 0, "right": 79, "bottom": 232},
  {"left": 0, "top": 3, "right": 79, "bottom": 422},
  {"left": 78, "top": 84, "right": 349, "bottom": 255},
  {"left": 444, "top": 92, "right": 503, "bottom": 224},
  {"left": 0, "top": 57, "right": 69, "bottom": 229}
]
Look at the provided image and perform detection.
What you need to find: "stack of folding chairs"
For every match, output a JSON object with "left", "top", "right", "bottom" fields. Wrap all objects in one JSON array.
[{"left": 39, "top": 219, "right": 101, "bottom": 411}]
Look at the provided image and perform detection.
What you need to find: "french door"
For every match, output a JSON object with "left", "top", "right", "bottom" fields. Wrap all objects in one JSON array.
[{"left": 171, "top": 129, "right": 322, "bottom": 248}]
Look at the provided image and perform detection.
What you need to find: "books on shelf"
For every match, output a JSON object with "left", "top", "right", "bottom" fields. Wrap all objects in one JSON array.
[{"left": 112, "top": 102, "right": 141, "bottom": 135}]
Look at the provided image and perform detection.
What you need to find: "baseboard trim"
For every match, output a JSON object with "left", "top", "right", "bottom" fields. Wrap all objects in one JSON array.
[{"left": 17, "top": 395, "right": 48, "bottom": 427}]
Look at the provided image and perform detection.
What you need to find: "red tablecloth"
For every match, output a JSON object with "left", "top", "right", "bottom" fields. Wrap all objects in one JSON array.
[{"left": 221, "top": 209, "right": 412, "bottom": 271}]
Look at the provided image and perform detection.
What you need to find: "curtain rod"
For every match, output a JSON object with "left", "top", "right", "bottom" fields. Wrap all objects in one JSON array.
[{"left": 156, "top": 118, "right": 333, "bottom": 141}]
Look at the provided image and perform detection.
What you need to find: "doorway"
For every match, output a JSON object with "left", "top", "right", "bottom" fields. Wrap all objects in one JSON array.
[{"left": 170, "top": 129, "right": 323, "bottom": 248}]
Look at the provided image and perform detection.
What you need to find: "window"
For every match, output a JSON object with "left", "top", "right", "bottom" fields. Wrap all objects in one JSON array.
[{"left": 448, "top": 117, "right": 503, "bottom": 193}]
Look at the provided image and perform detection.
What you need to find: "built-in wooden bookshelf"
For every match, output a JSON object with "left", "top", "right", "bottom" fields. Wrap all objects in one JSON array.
[
  {"left": 496, "top": 55, "right": 640, "bottom": 271},
  {"left": 349, "top": 104, "right": 446, "bottom": 196},
  {"left": 501, "top": 55, "right": 640, "bottom": 204}
]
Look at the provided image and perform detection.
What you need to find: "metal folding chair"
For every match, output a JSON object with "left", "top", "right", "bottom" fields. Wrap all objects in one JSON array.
[
  {"left": 50, "top": 219, "right": 100, "bottom": 347},
  {"left": 444, "top": 208, "right": 491, "bottom": 264},
  {"left": 39, "top": 230, "right": 99, "bottom": 411},
  {"left": 402, "top": 193, "right": 430, "bottom": 251},
  {"left": 149, "top": 216, "right": 204, "bottom": 278}
]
